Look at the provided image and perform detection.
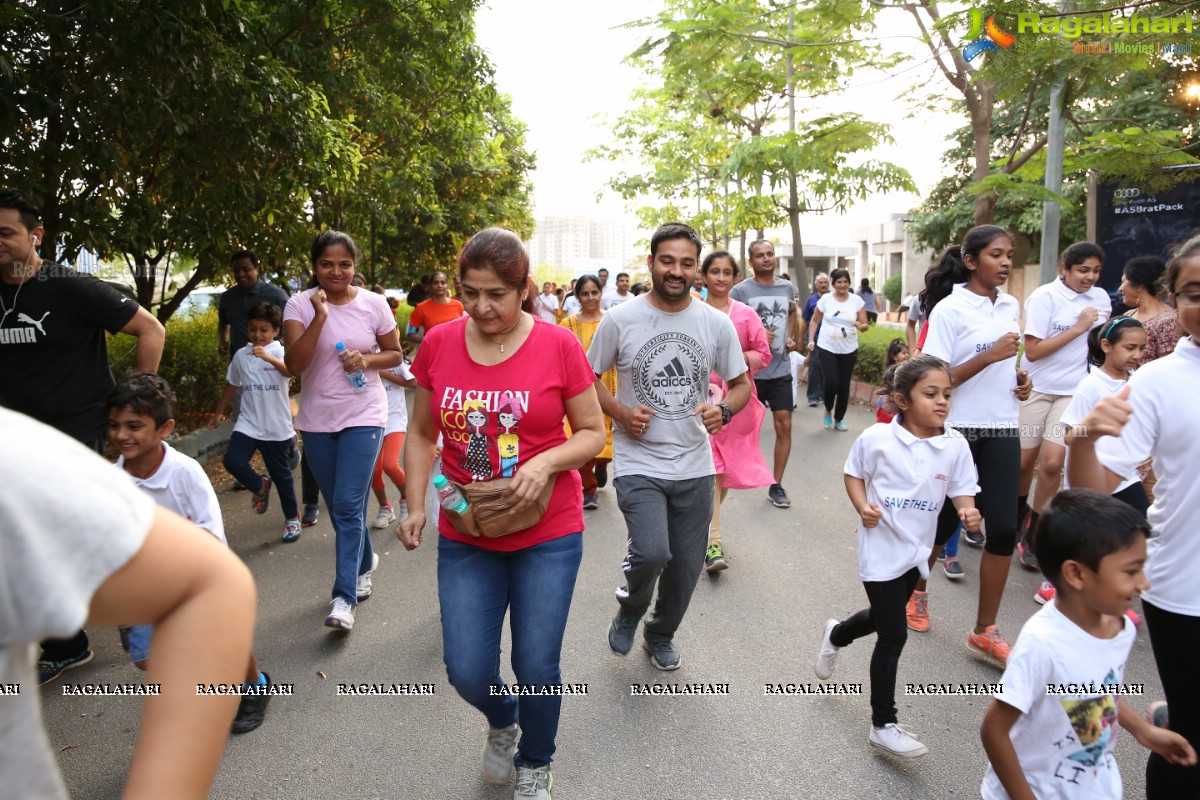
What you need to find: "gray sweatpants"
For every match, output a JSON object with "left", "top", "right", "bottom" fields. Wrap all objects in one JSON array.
[{"left": 613, "top": 474, "right": 715, "bottom": 642}]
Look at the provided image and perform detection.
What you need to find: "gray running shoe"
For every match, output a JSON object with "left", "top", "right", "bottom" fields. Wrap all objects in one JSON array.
[
  {"left": 514, "top": 765, "right": 552, "bottom": 799},
  {"left": 607, "top": 610, "right": 640, "bottom": 655},
  {"left": 643, "top": 638, "right": 681, "bottom": 671},
  {"left": 482, "top": 722, "right": 518, "bottom": 785}
]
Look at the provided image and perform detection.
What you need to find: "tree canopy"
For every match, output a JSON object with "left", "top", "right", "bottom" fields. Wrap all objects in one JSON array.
[{"left": 1, "top": 0, "right": 534, "bottom": 319}]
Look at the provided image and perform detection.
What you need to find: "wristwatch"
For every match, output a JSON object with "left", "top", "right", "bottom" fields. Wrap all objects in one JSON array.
[{"left": 717, "top": 402, "right": 733, "bottom": 426}]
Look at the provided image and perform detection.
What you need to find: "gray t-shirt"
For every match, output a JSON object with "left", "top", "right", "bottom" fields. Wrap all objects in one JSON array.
[
  {"left": 588, "top": 297, "right": 747, "bottom": 480},
  {"left": 0, "top": 408, "right": 154, "bottom": 800},
  {"left": 729, "top": 278, "right": 796, "bottom": 380}
]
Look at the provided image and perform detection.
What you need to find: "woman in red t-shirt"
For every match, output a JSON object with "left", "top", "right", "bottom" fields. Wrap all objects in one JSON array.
[
  {"left": 405, "top": 270, "right": 464, "bottom": 344},
  {"left": 397, "top": 228, "right": 604, "bottom": 797}
]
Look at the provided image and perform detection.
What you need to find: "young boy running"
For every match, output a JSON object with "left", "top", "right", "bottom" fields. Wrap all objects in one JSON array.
[
  {"left": 210, "top": 301, "right": 301, "bottom": 542},
  {"left": 110, "top": 372, "right": 275, "bottom": 733},
  {"left": 980, "top": 489, "right": 1195, "bottom": 798}
]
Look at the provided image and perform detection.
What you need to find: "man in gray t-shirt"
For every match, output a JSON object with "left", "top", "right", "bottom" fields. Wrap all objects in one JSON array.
[
  {"left": 589, "top": 223, "right": 749, "bottom": 670},
  {"left": 728, "top": 239, "right": 799, "bottom": 509}
]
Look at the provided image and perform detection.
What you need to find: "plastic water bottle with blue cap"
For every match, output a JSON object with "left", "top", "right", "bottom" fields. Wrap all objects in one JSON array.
[
  {"left": 335, "top": 341, "right": 368, "bottom": 391},
  {"left": 432, "top": 475, "right": 469, "bottom": 515}
]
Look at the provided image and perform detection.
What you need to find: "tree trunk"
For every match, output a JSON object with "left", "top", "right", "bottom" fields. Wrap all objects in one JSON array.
[{"left": 970, "top": 84, "right": 997, "bottom": 226}]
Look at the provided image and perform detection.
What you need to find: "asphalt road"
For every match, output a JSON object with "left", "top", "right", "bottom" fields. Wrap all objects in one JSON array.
[{"left": 42, "top": 400, "right": 1163, "bottom": 799}]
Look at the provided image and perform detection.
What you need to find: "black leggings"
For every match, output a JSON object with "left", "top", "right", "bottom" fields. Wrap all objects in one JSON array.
[
  {"left": 1142, "top": 601, "right": 1200, "bottom": 798},
  {"left": 829, "top": 567, "right": 920, "bottom": 727},
  {"left": 1112, "top": 480, "right": 1150, "bottom": 516},
  {"left": 935, "top": 428, "right": 1020, "bottom": 555},
  {"left": 817, "top": 347, "right": 857, "bottom": 422}
]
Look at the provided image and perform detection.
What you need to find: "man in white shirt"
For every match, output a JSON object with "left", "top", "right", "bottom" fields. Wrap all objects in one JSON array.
[
  {"left": 532, "top": 281, "right": 560, "bottom": 323},
  {"left": 602, "top": 272, "right": 633, "bottom": 310}
]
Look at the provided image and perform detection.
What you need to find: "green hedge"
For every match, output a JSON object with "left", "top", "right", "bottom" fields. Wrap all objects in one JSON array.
[
  {"left": 109, "top": 308, "right": 228, "bottom": 433},
  {"left": 852, "top": 324, "right": 907, "bottom": 387},
  {"left": 882, "top": 274, "right": 902, "bottom": 306}
]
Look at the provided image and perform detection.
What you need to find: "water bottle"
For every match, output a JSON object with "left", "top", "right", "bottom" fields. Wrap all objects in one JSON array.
[
  {"left": 335, "top": 342, "right": 368, "bottom": 391},
  {"left": 432, "top": 475, "right": 469, "bottom": 515}
]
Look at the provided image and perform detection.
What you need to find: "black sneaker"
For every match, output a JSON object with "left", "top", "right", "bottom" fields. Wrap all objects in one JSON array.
[
  {"left": 608, "top": 610, "right": 640, "bottom": 655},
  {"left": 231, "top": 672, "right": 272, "bottom": 734},
  {"left": 1017, "top": 535, "right": 1040, "bottom": 571},
  {"left": 595, "top": 461, "right": 608, "bottom": 488},
  {"left": 301, "top": 503, "right": 320, "bottom": 527},
  {"left": 118, "top": 625, "right": 133, "bottom": 652},
  {"left": 38, "top": 649, "right": 95, "bottom": 686},
  {"left": 643, "top": 638, "right": 681, "bottom": 670},
  {"left": 768, "top": 483, "right": 791, "bottom": 508},
  {"left": 963, "top": 528, "right": 985, "bottom": 547}
]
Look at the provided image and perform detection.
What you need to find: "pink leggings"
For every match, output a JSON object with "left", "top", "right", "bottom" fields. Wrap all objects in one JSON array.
[{"left": 371, "top": 432, "right": 406, "bottom": 493}]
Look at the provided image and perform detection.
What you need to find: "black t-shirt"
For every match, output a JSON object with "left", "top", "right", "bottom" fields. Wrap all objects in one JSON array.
[
  {"left": 218, "top": 279, "right": 289, "bottom": 353},
  {"left": 0, "top": 262, "right": 140, "bottom": 443}
]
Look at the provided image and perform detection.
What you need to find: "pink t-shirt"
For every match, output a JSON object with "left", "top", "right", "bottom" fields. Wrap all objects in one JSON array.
[
  {"left": 412, "top": 316, "right": 596, "bottom": 552},
  {"left": 284, "top": 288, "right": 397, "bottom": 432}
]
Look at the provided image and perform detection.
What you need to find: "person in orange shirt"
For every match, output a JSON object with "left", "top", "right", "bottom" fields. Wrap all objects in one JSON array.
[{"left": 406, "top": 270, "right": 465, "bottom": 345}]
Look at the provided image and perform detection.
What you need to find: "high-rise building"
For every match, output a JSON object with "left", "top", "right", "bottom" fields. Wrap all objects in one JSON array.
[{"left": 526, "top": 216, "right": 637, "bottom": 272}]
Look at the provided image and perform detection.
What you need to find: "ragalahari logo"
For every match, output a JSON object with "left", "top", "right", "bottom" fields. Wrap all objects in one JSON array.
[{"left": 962, "top": 8, "right": 1016, "bottom": 62}]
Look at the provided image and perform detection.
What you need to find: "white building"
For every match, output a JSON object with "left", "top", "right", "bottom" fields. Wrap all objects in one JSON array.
[
  {"left": 525, "top": 216, "right": 638, "bottom": 272},
  {"left": 850, "top": 214, "right": 936, "bottom": 312}
]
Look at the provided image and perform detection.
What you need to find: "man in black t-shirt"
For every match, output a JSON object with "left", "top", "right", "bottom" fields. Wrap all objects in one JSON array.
[{"left": 0, "top": 188, "right": 166, "bottom": 684}]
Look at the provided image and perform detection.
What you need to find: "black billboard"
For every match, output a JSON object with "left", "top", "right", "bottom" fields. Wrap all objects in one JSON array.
[{"left": 1094, "top": 170, "right": 1200, "bottom": 295}]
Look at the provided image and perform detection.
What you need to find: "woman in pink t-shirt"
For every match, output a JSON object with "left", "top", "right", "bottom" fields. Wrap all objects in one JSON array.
[
  {"left": 397, "top": 228, "right": 604, "bottom": 797},
  {"left": 283, "top": 230, "right": 402, "bottom": 632}
]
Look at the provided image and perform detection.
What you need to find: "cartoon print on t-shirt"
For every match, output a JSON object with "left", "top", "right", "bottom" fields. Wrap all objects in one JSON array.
[
  {"left": 748, "top": 296, "right": 789, "bottom": 354},
  {"left": 497, "top": 403, "right": 521, "bottom": 477},
  {"left": 1060, "top": 670, "right": 1120, "bottom": 769},
  {"left": 462, "top": 400, "right": 492, "bottom": 481}
]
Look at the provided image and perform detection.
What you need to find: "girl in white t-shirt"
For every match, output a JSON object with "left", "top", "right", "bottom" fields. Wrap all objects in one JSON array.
[
  {"left": 807, "top": 268, "right": 868, "bottom": 431},
  {"left": 814, "top": 355, "right": 980, "bottom": 758},
  {"left": 915, "top": 225, "right": 1032, "bottom": 668},
  {"left": 1035, "top": 317, "right": 1147, "bottom": 609},
  {"left": 370, "top": 359, "right": 416, "bottom": 529},
  {"left": 1067, "top": 238, "right": 1200, "bottom": 798},
  {"left": 1016, "top": 242, "right": 1111, "bottom": 569}
]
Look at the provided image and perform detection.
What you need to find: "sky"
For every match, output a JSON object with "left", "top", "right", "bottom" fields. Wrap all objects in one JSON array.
[{"left": 474, "top": 1, "right": 964, "bottom": 247}]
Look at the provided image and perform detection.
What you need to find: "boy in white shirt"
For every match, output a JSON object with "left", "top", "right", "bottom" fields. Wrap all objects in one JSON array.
[
  {"left": 109, "top": 372, "right": 275, "bottom": 734},
  {"left": 980, "top": 489, "right": 1195, "bottom": 799},
  {"left": 210, "top": 302, "right": 301, "bottom": 542}
]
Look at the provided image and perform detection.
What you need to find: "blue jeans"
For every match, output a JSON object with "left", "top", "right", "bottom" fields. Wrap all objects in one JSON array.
[
  {"left": 437, "top": 532, "right": 583, "bottom": 768},
  {"left": 224, "top": 432, "right": 299, "bottom": 520},
  {"left": 300, "top": 427, "right": 383, "bottom": 603}
]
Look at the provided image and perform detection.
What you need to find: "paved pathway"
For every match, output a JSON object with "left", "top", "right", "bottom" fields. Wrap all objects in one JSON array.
[{"left": 43, "top": 401, "right": 1162, "bottom": 799}]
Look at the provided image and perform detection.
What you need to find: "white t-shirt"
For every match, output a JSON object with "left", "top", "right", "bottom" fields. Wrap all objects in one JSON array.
[
  {"left": 116, "top": 442, "right": 226, "bottom": 544},
  {"left": 533, "top": 292, "right": 559, "bottom": 323},
  {"left": 562, "top": 295, "right": 582, "bottom": 317},
  {"left": 383, "top": 361, "right": 414, "bottom": 435},
  {"left": 1023, "top": 278, "right": 1111, "bottom": 395},
  {"left": 1060, "top": 370, "right": 1134, "bottom": 494},
  {"left": 815, "top": 292, "right": 866, "bottom": 355},
  {"left": 0, "top": 409, "right": 155, "bottom": 800},
  {"left": 844, "top": 420, "right": 978, "bottom": 581},
  {"left": 922, "top": 284, "right": 1022, "bottom": 428},
  {"left": 1095, "top": 337, "right": 1200, "bottom": 615},
  {"left": 982, "top": 602, "right": 1134, "bottom": 800},
  {"left": 602, "top": 291, "right": 632, "bottom": 310},
  {"left": 226, "top": 340, "right": 294, "bottom": 441}
]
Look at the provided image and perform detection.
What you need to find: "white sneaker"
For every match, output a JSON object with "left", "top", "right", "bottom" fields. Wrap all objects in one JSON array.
[
  {"left": 325, "top": 597, "right": 355, "bottom": 630},
  {"left": 814, "top": 618, "right": 840, "bottom": 680},
  {"left": 869, "top": 723, "right": 928, "bottom": 758},
  {"left": 482, "top": 722, "right": 518, "bottom": 785},
  {"left": 371, "top": 504, "right": 395, "bottom": 529},
  {"left": 356, "top": 553, "right": 380, "bottom": 601},
  {"left": 514, "top": 765, "right": 552, "bottom": 799}
]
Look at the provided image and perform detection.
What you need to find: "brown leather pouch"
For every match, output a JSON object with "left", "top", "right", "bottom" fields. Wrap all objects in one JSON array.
[{"left": 442, "top": 478, "right": 554, "bottom": 538}]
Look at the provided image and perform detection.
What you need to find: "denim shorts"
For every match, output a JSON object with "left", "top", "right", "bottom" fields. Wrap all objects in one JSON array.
[{"left": 127, "top": 624, "right": 154, "bottom": 663}]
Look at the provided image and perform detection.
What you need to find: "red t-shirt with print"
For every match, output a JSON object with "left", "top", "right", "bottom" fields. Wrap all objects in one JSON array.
[{"left": 411, "top": 316, "right": 595, "bottom": 551}]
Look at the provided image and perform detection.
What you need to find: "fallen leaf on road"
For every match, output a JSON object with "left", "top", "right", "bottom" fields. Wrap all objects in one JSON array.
[
  {"left": 317, "top": 671, "right": 327, "bottom": 679},
  {"left": 260, "top": 542, "right": 270, "bottom": 548},
  {"left": 59, "top": 744, "right": 76, "bottom": 753}
]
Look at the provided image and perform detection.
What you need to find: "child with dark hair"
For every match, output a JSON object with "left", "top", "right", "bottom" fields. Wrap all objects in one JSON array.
[
  {"left": 109, "top": 373, "right": 275, "bottom": 733},
  {"left": 210, "top": 301, "right": 300, "bottom": 542},
  {"left": 981, "top": 489, "right": 1195, "bottom": 799},
  {"left": 815, "top": 355, "right": 980, "bottom": 758},
  {"left": 875, "top": 339, "right": 910, "bottom": 423}
]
